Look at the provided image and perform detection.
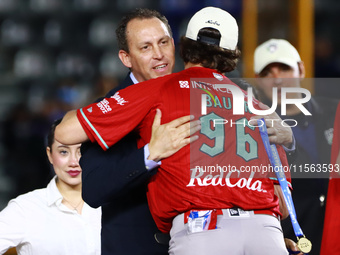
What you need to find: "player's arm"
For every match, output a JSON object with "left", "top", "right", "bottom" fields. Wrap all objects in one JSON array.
[
  {"left": 55, "top": 110, "right": 89, "bottom": 145},
  {"left": 81, "top": 110, "right": 201, "bottom": 207},
  {"left": 250, "top": 102, "right": 297, "bottom": 163},
  {"left": 274, "top": 184, "right": 289, "bottom": 219},
  {"left": 285, "top": 238, "right": 303, "bottom": 255},
  {"left": 251, "top": 102, "right": 293, "bottom": 147},
  {"left": 274, "top": 183, "right": 303, "bottom": 254}
]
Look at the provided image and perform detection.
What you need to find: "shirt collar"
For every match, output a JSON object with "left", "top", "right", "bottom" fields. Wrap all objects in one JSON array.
[
  {"left": 130, "top": 72, "right": 139, "bottom": 84},
  {"left": 46, "top": 175, "right": 64, "bottom": 207}
]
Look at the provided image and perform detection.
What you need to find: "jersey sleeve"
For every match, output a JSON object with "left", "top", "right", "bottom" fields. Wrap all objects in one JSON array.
[
  {"left": 0, "top": 200, "right": 26, "bottom": 253},
  {"left": 77, "top": 81, "right": 159, "bottom": 151}
]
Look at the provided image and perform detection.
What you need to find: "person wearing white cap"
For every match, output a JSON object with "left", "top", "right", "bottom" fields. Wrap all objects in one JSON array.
[
  {"left": 254, "top": 39, "right": 305, "bottom": 109},
  {"left": 254, "top": 38, "right": 339, "bottom": 255},
  {"left": 56, "top": 7, "right": 291, "bottom": 255}
]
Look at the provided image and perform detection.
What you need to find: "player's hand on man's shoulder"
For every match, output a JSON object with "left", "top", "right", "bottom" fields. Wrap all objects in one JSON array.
[
  {"left": 250, "top": 102, "right": 293, "bottom": 148},
  {"left": 148, "top": 109, "right": 201, "bottom": 162}
]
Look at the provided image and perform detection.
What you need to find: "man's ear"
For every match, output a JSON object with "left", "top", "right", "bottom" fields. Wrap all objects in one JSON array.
[
  {"left": 118, "top": 50, "right": 132, "bottom": 68},
  {"left": 46, "top": 147, "right": 53, "bottom": 165},
  {"left": 298, "top": 61, "right": 306, "bottom": 78}
]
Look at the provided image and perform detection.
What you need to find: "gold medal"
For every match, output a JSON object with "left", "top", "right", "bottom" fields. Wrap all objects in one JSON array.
[{"left": 297, "top": 236, "right": 312, "bottom": 253}]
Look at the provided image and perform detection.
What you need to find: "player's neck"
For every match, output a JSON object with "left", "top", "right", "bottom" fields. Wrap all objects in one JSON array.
[{"left": 184, "top": 62, "right": 203, "bottom": 69}]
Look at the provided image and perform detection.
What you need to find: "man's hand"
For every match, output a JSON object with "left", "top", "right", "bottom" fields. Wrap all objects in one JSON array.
[
  {"left": 250, "top": 102, "right": 293, "bottom": 148},
  {"left": 285, "top": 238, "right": 303, "bottom": 254},
  {"left": 148, "top": 109, "right": 201, "bottom": 162}
]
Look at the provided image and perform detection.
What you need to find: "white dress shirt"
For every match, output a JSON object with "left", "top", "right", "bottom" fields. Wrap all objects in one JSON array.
[
  {"left": 0, "top": 176, "right": 101, "bottom": 255},
  {"left": 130, "top": 72, "right": 161, "bottom": 171}
]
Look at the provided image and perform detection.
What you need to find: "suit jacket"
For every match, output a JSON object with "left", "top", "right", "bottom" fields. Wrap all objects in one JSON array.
[{"left": 80, "top": 74, "right": 169, "bottom": 255}]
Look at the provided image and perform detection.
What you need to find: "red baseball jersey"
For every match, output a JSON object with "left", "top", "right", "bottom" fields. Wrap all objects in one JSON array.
[{"left": 77, "top": 67, "right": 290, "bottom": 233}]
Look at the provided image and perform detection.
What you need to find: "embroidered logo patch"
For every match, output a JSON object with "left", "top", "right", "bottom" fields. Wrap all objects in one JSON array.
[
  {"left": 179, "top": 81, "right": 189, "bottom": 88},
  {"left": 229, "top": 208, "right": 240, "bottom": 216},
  {"left": 111, "top": 92, "right": 128, "bottom": 106},
  {"left": 97, "top": 99, "right": 112, "bottom": 114},
  {"left": 267, "top": 43, "right": 278, "bottom": 53},
  {"left": 213, "top": 72, "right": 224, "bottom": 81}
]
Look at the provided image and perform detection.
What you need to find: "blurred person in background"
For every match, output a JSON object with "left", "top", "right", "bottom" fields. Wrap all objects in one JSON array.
[
  {"left": 0, "top": 119, "right": 101, "bottom": 255},
  {"left": 253, "top": 38, "right": 339, "bottom": 254}
]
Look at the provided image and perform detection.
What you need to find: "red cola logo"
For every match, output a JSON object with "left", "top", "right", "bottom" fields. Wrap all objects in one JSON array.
[{"left": 186, "top": 169, "right": 267, "bottom": 193}]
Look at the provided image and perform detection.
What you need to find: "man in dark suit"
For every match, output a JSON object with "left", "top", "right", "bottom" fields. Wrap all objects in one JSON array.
[{"left": 80, "top": 9, "right": 197, "bottom": 255}]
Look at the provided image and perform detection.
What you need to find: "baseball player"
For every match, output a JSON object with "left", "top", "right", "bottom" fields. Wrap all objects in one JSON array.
[{"left": 56, "top": 7, "right": 291, "bottom": 255}]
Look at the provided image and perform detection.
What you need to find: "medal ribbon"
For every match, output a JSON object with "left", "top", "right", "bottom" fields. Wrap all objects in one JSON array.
[{"left": 257, "top": 119, "right": 304, "bottom": 238}]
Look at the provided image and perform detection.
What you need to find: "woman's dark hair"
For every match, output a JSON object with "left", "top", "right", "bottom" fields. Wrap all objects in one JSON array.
[
  {"left": 180, "top": 28, "right": 241, "bottom": 73},
  {"left": 116, "top": 8, "right": 173, "bottom": 53},
  {"left": 46, "top": 118, "right": 62, "bottom": 151}
]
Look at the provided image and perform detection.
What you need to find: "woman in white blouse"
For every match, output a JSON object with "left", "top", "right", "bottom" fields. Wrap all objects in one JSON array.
[{"left": 0, "top": 119, "right": 101, "bottom": 255}]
